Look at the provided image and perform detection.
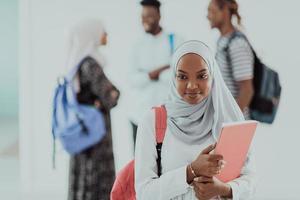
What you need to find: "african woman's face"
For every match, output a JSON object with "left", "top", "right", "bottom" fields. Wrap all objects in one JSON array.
[{"left": 176, "top": 53, "right": 212, "bottom": 104}]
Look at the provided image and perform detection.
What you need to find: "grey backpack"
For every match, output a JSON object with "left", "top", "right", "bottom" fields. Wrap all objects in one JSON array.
[{"left": 225, "top": 31, "right": 281, "bottom": 124}]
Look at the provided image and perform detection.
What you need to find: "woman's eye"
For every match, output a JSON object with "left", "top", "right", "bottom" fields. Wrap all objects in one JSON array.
[
  {"left": 177, "top": 74, "right": 187, "bottom": 80},
  {"left": 198, "top": 73, "right": 208, "bottom": 79}
]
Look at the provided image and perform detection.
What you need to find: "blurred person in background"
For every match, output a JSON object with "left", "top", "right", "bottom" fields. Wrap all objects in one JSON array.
[
  {"left": 128, "top": 0, "right": 183, "bottom": 147},
  {"left": 207, "top": 0, "right": 254, "bottom": 118},
  {"left": 65, "top": 19, "right": 119, "bottom": 200}
]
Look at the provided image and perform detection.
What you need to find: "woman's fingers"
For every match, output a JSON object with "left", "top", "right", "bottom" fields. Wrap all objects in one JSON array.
[
  {"left": 110, "top": 90, "right": 119, "bottom": 99},
  {"left": 207, "top": 154, "right": 223, "bottom": 162},
  {"left": 94, "top": 100, "right": 102, "bottom": 108},
  {"left": 194, "top": 176, "right": 213, "bottom": 183},
  {"left": 208, "top": 159, "right": 226, "bottom": 169},
  {"left": 201, "top": 143, "right": 216, "bottom": 154},
  {"left": 219, "top": 160, "right": 226, "bottom": 169},
  {"left": 207, "top": 163, "right": 226, "bottom": 175}
]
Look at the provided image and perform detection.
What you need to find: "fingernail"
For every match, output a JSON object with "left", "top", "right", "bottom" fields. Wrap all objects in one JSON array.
[{"left": 194, "top": 177, "right": 199, "bottom": 182}]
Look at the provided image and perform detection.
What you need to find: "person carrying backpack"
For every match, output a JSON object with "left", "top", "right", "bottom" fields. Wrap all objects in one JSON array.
[
  {"left": 112, "top": 41, "right": 257, "bottom": 199},
  {"left": 57, "top": 19, "right": 120, "bottom": 200},
  {"left": 207, "top": 0, "right": 281, "bottom": 123},
  {"left": 207, "top": 0, "right": 254, "bottom": 119}
]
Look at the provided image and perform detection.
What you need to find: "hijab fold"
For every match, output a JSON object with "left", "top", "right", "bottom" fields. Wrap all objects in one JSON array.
[{"left": 64, "top": 19, "right": 106, "bottom": 92}]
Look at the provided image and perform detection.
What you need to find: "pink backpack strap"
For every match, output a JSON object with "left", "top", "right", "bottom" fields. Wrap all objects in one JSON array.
[
  {"left": 154, "top": 105, "right": 167, "bottom": 144},
  {"left": 110, "top": 106, "right": 167, "bottom": 199},
  {"left": 153, "top": 105, "right": 167, "bottom": 177}
]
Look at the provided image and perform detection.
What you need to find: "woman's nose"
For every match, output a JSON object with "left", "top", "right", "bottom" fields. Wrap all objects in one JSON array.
[{"left": 187, "top": 81, "right": 199, "bottom": 89}]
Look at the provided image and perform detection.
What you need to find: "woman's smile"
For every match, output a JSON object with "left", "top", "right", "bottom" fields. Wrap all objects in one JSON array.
[{"left": 185, "top": 92, "right": 201, "bottom": 99}]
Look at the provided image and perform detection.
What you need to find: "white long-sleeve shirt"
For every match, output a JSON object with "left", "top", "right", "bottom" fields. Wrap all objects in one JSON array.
[
  {"left": 135, "top": 110, "right": 257, "bottom": 200},
  {"left": 128, "top": 31, "right": 183, "bottom": 125}
]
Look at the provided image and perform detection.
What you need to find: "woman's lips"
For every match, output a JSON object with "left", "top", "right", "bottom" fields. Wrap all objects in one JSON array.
[{"left": 185, "top": 93, "right": 200, "bottom": 98}]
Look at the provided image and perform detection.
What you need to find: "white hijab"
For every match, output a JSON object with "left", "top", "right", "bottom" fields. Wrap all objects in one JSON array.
[
  {"left": 165, "top": 40, "right": 244, "bottom": 144},
  {"left": 64, "top": 19, "right": 106, "bottom": 72}
]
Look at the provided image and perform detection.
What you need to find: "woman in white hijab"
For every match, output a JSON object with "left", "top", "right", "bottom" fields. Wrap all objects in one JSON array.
[
  {"left": 66, "top": 19, "right": 120, "bottom": 200},
  {"left": 135, "top": 40, "right": 256, "bottom": 199}
]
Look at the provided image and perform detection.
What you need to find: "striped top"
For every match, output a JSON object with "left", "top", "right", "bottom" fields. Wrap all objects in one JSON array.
[{"left": 216, "top": 33, "right": 254, "bottom": 98}]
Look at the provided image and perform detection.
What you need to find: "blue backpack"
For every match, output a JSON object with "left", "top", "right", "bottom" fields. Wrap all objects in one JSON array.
[{"left": 52, "top": 59, "right": 106, "bottom": 162}]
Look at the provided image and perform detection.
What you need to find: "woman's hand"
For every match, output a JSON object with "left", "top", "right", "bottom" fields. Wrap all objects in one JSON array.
[
  {"left": 191, "top": 144, "right": 225, "bottom": 177},
  {"left": 148, "top": 65, "right": 170, "bottom": 80},
  {"left": 94, "top": 100, "right": 102, "bottom": 109},
  {"left": 94, "top": 90, "right": 119, "bottom": 110},
  {"left": 148, "top": 69, "right": 160, "bottom": 80},
  {"left": 110, "top": 90, "right": 119, "bottom": 100},
  {"left": 193, "top": 176, "right": 232, "bottom": 200}
]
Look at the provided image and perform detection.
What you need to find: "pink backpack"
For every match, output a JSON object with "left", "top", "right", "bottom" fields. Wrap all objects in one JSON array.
[{"left": 110, "top": 106, "right": 167, "bottom": 200}]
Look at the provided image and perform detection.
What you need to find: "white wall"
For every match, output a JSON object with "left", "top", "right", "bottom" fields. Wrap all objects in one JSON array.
[{"left": 19, "top": 0, "right": 300, "bottom": 199}]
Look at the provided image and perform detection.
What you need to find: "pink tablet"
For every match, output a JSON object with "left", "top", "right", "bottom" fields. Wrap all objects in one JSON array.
[{"left": 215, "top": 120, "right": 258, "bottom": 182}]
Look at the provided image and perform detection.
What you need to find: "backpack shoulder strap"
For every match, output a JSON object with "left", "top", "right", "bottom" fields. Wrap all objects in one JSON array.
[
  {"left": 168, "top": 33, "right": 175, "bottom": 55},
  {"left": 225, "top": 31, "right": 258, "bottom": 60},
  {"left": 224, "top": 31, "right": 242, "bottom": 53},
  {"left": 65, "top": 57, "right": 89, "bottom": 82},
  {"left": 224, "top": 31, "right": 259, "bottom": 75},
  {"left": 153, "top": 105, "right": 167, "bottom": 177},
  {"left": 154, "top": 105, "right": 167, "bottom": 144}
]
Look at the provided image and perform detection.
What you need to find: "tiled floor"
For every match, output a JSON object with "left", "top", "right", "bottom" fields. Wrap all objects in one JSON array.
[
  {"left": 0, "top": 118, "right": 68, "bottom": 200},
  {"left": 1, "top": 117, "right": 299, "bottom": 199},
  {"left": 0, "top": 157, "right": 20, "bottom": 200},
  {"left": 0, "top": 117, "right": 20, "bottom": 200}
]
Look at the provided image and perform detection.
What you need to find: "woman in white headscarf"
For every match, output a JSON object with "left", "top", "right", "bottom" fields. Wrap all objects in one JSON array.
[
  {"left": 66, "top": 19, "right": 120, "bottom": 200},
  {"left": 135, "top": 40, "right": 256, "bottom": 199}
]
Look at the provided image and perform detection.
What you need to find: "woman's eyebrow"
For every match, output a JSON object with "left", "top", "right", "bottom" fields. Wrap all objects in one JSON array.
[
  {"left": 177, "top": 68, "right": 208, "bottom": 74},
  {"left": 177, "top": 70, "right": 187, "bottom": 74},
  {"left": 197, "top": 69, "right": 208, "bottom": 73}
]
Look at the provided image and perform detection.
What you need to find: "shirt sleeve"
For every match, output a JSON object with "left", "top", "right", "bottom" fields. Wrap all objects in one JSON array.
[
  {"left": 135, "top": 110, "right": 191, "bottom": 200},
  {"left": 227, "top": 149, "right": 257, "bottom": 200},
  {"left": 229, "top": 38, "right": 254, "bottom": 82}
]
